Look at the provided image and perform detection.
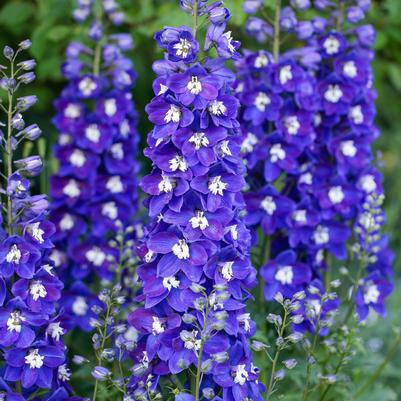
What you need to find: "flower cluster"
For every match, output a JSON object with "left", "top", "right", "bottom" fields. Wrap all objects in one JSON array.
[
  {"left": 49, "top": 0, "right": 140, "bottom": 331},
  {"left": 128, "top": 1, "right": 263, "bottom": 400},
  {"left": 0, "top": 42, "right": 69, "bottom": 399},
  {"left": 236, "top": 0, "right": 393, "bottom": 324}
]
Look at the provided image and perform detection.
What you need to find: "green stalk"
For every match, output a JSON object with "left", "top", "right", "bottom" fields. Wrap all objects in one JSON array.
[
  {"left": 273, "top": 0, "right": 282, "bottom": 62},
  {"left": 267, "top": 308, "right": 288, "bottom": 396},
  {"left": 195, "top": 300, "right": 209, "bottom": 401}
]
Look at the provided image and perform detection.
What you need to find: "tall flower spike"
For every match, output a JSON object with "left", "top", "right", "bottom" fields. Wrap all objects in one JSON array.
[
  {"left": 0, "top": 42, "right": 68, "bottom": 398},
  {"left": 49, "top": 0, "right": 140, "bottom": 332},
  {"left": 128, "top": 1, "right": 264, "bottom": 401},
  {"left": 236, "top": 0, "right": 393, "bottom": 327}
]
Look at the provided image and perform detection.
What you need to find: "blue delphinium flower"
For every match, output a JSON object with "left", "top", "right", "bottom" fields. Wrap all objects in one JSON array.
[
  {"left": 0, "top": 42, "right": 69, "bottom": 398},
  {"left": 127, "top": 2, "right": 264, "bottom": 401},
  {"left": 49, "top": 0, "right": 141, "bottom": 331}
]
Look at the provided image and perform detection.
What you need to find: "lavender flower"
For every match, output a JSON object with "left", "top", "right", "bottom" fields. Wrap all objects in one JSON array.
[{"left": 127, "top": 2, "right": 263, "bottom": 400}]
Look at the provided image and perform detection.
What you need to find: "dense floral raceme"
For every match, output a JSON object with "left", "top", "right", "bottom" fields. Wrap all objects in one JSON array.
[
  {"left": 127, "top": 1, "right": 264, "bottom": 400},
  {"left": 0, "top": 42, "right": 71, "bottom": 399},
  {"left": 49, "top": 0, "right": 141, "bottom": 332},
  {"left": 236, "top": 0, "right": 393, "bottom": 326}
]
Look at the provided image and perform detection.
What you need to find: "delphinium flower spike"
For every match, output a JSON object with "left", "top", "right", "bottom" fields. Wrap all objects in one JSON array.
[
  {"left": 236, "top": 0, "right": 393, "bottom": 327},
  {"left": 0, "top": 41, "right": 71, "bottom": 399},
  {"left": 49, "top": 0, "right": 141, "bottom": 332},
  {"left": 127, "top": 1, "right": 264, "bottom": 401}
]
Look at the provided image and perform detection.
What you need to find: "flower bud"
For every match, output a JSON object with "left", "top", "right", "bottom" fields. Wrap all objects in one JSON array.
[
  {"left": 14, "top": 155, "right": 43, "bottom": 176},
  {"left": 3, "top": 46, "right": 14, "bottom": 60},
  {"left": 92, "top": 366, "right": 111, "bottom": 381},
  {"left": 18, "top": 39, "right": 32, "bottom": 50},
  {"left": 17, "top": 59, "right": 36, "bottom": 71}
]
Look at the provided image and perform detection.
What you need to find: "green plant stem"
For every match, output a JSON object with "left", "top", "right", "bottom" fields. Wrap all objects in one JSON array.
[
  {"left": 273, "top": 0, "right": 281, "bottom": 61},
  {"left": 259, "top": 235, "right": 271, "bottom": 310},
  {"left": 93, "top": 0, "right": 103, "bottom": 76},
  {"left": 5, "top": 60, "right": 14, "bottom": 235},
  {"left": 301, "top": 314, "right": 322, "bottom": 401},
  {"left": 193, "top": 0, "right": 199, "bottom": 39},
  {"left": 92, "top": 301, "right": 112, "bottom": 401},
  {"left": 354, "top": 333, "right": 401, "bottom": 399},
  {"left": 195, "top": 299, "right": 209, "bottom": 401},
  {"left": 267, "top": 308, "right": 288, "bottom": 397}
]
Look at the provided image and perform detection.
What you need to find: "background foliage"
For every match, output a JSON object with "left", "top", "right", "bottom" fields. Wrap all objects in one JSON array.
[{"left": 0, "top": 0, "right": 399, "bottom": 399}]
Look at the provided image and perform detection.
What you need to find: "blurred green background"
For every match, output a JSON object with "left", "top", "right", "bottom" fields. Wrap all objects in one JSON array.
[{"left": 0, "top": 0, "right": 399, "bottom": 399}]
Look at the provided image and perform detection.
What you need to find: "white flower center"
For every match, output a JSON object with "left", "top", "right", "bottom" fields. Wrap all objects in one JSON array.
[
  {"left": 324, "top": 85, "right": 343, "bottom": 103},
  {"left": 158, "top": 175, "right": 175, "bottom": 193},
  {"left": 29, "top": 280, "right": 47, "bottom": 301},
  {"left": 261, "top": 196, "right": 276, "bottom": 215},
  {"left": 189, "top": 132, "right": 209, "bottom": 150},
  {"left": 343, "top": 61, "right": 357, "bottom": 78},
  {"left": 328, "top": 186, "right": 345, "bottom": 204},
  {"left": 85, "top": 246, "right": 106, "bottom": 266},
  {"left": 169, "top": 155, "right": 188, "bottom": 172},
  {"left": 6, "top": 244, "right": 21, "bottom": 264},
  {"left": 47, "top": 322, "right": 65, "bottom": 341},
  {"left": 187, "top": 76, "right": 202, "bottom": 95},
  {"left": 120, "top": 120, "right": 130, "bottom": 137},
  {"left": 350, "top": 105, "right": 364, "bottom": 124},
  {"left": 363, "top": 284, "right": 380, "bottom": 304},
  {"left": 340, "top": 140, "right": 357, "bottom": 157},
  {"left": 270, "top": 143, "right": 286, "bottom": 162},
  {"left": 323, "top": 36, "right": 340, "bottom": 55},
  {"left": 284, "top": 116, "right": 300, "bottom": 135},
  {"left": 279, "top": 65, "right": 293, "bottom": 84},
  {"left": 208, "top": 100, "right": 227, "bottom": 116},
  {"left": 221, "top": 261, "right": 234, "bottom": 281},
  {"left": 69, "top": 149, "right": 86, "bottom": 167},
  {"left": 217, "top": 140, "right": 232, "bottom": 157},
  {"left": 164, "top": 105, "right": 181, "bottom": 123},
  {"left": 275, "top": 265, "right": 294, "bottom": 285},
  {"left": 106, "top": 176, "right": 123, "bottom": 193},
  {"left": 241, "top": 132, "right": 258, "bottom": 153},
  {"left": 151, "top": 316, "right": 165, "bottom": 335},
  {"left": 293, "top": 210, "right": 307, "bottom": 223},
  {"left": 162, "top": 276, "right": 180, "bottom": 291},
  {"left": 226, "top": 224, "right": 238, "bottom": 240},
  {"left": 255, "top": 53, "right": 269, "bottom": 68},
  {"left": 172, "top": 239, "right": 190, "bottom": 260},
  {"left": 173, "top": 38, "right": 192, "bottom": 58},
  {"left": 102, "top": 201, "right": 118, "bottom": 219},
  {"left": 254, "top": 92, "right": 271, "bottom": 112},
  {"left": 111, "top": 143, "right": 124, "bottom": 160},
  {"left": 63, "top": 179, "right": 81, "bottom": 198},
  {"left": 223, "top": 31, "right": 235, "bottom": 53},
  {"left": 189, "top": 210, "right": 209, "bottom": 230},
  {"left": 58, "top": 364, "right": 71, "bottom": 382},
  {"left": 64, "top": 104, "right": 80, "bottom": 118},
  {"left": 78, "top": 77, "right": 97, "bottom": 96},
  {"left": 234, "top": 364, "right": 249, "bottom": 385},
  {"left": 25, "top": 349, "right": 44, "bottom": 369},
  {"left": 72, "top": 296, "right": 88, "bottom": 316},
  {"left": 313, "top": 225, "right": 329, "bottom": 245},
  {"left": 85, "top": 124, "right": 101, "bottom": 143},
  {"left": 7, "top": 311, "right": 24, "bottom": 333},
  {"left": 299, "top": 172, "right": 312, "bottom": 185},
  {"left": 60, "top": 213, "right": 74, "bottom": 231},
  {"left": 104, "top": 98, "right": 117, "bottom": 116},
  {"left": 208, "top": 176, "right": 227, "bottom": 196},
  {"left": 359, "top": 174, "right": 376, "bottom": 193},
  {"left": 29, "top": 222, "right": 45, "bottom": 244},
  {"left": 237, "top": 313, "right": 251, "bottom": 332}
]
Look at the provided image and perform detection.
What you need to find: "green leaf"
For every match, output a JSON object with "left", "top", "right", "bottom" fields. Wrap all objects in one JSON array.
[{"left": 0, "top": 2, "right": 34, "bottom": 33}]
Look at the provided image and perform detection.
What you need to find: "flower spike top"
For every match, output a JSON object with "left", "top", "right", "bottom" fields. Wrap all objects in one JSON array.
[
  {"left": 0, "top": 42, "right": 68, "bottom": 397},
  {"left": 49, "top": 0, "right": 140, "bottom": 332},
  {"left": 128, "top": 1, "right": 264, "bottom": 400}
]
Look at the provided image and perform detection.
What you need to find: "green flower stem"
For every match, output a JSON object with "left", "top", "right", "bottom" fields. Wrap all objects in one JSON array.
[
  {"left": 195, "top": 299, "right": 209, "bottom": 401},
  {"left": 267, "top": 308, "right": 288, "bottom": 397},
  {"left": 273, "top": 0, "right": 282, "bottom": 62}
]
